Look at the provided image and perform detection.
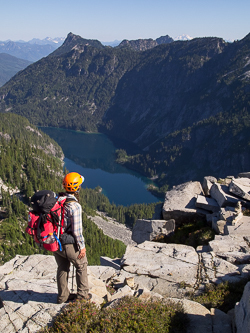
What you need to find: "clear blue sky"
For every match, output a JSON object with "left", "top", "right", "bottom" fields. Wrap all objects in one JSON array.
[{"left": 1, "top": 0, "right": 249, "bottom": 42}]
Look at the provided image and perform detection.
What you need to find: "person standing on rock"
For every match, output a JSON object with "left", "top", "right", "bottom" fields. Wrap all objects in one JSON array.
[{"left": 54, "top": 172, "right": 91, "bottom": 304}]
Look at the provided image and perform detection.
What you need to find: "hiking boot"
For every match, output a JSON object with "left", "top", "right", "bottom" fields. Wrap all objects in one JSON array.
[
  {"left": 57, "top": 293, "right": 77, "bottom": 304},
  {"left": 76, "top": 293, "right": 92, "bottom": 301},
  {"left": 67, "top": 293, "right": 77, "bottom": 302}
]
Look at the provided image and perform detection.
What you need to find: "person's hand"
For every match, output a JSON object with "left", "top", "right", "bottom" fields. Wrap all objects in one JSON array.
[{"left": 78, "top": 247, "right": 86, "bottom": 259}]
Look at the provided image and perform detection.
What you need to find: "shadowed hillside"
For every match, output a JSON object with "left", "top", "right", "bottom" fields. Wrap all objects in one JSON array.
[{"left": 0, "top": 32, "right": 249, "bottom": 187}]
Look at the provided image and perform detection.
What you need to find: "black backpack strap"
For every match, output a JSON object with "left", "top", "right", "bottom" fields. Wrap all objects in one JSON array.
[
  {"left": 65, "top": 197, "right": 77, "bottom": 204},
  {"left": 63, "top": 197, "right": 77, "bottom": 234},
  {"left": 36, "top": 214, "right": 46, "bottom": 242}
]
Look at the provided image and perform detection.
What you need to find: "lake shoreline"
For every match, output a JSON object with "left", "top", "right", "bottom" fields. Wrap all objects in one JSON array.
[{"left": 40, "top": 127, "right": 160, "bottom": 206}]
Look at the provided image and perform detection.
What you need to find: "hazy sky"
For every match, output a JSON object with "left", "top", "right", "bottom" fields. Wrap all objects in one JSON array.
[{"left": 1, "top": 0, "right": 249, "bottom": 42}]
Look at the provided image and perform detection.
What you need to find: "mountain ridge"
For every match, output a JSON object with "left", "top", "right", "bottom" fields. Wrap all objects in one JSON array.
[
  {"left": 0, "top": 53, "right": 32, "bottom": 87},
  {"left": 116, "top": 34, "right": 174, "bottom": 51},
  {"left": 0, "top": 32, "right": 249, "bottom": 187}
]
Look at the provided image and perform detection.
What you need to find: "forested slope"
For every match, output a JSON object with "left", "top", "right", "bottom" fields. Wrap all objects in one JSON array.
[
  {"left": 0, "top": 113, "right": 64, "bottom": 262},
  {"left": 0, "top": 114, "right": 158, "bottom": 264},
  {"left": 0, "top": 53, "right": 32, "bottom": 87}
]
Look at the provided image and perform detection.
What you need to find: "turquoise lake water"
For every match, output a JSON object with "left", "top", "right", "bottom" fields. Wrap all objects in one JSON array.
[{"left": 41, "top": 127, "right": 159, "bottom": 206}]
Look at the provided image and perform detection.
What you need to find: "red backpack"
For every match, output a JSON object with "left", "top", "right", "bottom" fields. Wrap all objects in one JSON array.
[{"left": 26, "top": 190, "right": 68, "bottom": 252}]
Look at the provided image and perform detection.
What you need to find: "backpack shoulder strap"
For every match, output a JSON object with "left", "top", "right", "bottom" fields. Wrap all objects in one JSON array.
[{"left": 64, "top": 197, "right": 78, "bottom": 207}]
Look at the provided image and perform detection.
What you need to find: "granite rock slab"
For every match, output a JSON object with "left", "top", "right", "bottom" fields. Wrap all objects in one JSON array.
[
  {"left": 121, "top": 241, "right": 199, "bottom": 286},
  {"left": 162, "top": 181, "right": 204, "bottom": 223}
]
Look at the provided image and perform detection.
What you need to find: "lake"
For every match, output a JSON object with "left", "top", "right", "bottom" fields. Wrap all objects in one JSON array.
[{"left": 41, "top": 127, "right": 159, "bottom": 206}]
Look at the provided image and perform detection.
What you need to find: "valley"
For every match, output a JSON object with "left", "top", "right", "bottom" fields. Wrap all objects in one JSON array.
[{"left": 0, "top": 32, "right": 249, "bottom": 189}]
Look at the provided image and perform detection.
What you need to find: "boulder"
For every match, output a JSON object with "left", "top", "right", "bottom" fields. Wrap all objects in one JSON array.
[
  {"left": 229, "top": 177, "right": 250, "bottom": 201},
  {"left": 109, "top": 285, "right": 134, "bottom": 302},
  {"left": 202, "top": 176, "right": 217, "bottom": 196},
  {"left": 132, "top": 219, "right": 175, "bottom": 244},
  {"left": 212, "top": 219, "right": 227, "bottom": 234},
  {"left": 210, "top": 183, "right": 240, "bottom": 207},
  {"left": 135, "top": 287, "right": 163, "bottom": 301},
  {"left": 196, "top": 194, "right": 220, "bottom": 213},
  {"left": 238, "top": 172, "right": 250, "bottom": 179},
  {"left": 235, "top": 282, "right": 250, "bottom": 333},
  {"left": 168, "top": 298, "right": 213, "bottom": 333},
  {"left": 210, "top": 308, "right": 232, "bottom": 333},
  {"left": 124, "top": 277, "right": 135, "bottom": 288},
  {"left": 88, "top": 275, "right": 107, "bottom": 299},
  {"left": 239, "top": 264, "right": 250, "bottom": 279},
  {"left": 219, "top": 206, "right": 243, "bottom": 225},
  {"left": 0, "top": 255, "right": 66, "bottom": 333},
  {"left": 162, "top": 181, "right": 204, "bottom": 224}
]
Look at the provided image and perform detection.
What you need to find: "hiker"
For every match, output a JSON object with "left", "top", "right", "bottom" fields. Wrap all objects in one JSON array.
[{"left": 54, "top": 172, "right": 91, "bottom": 304}]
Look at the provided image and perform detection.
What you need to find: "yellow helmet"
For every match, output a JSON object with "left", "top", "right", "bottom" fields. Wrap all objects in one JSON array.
[{"left": 63, "top": 172, "right": 84, "bottom": 192}]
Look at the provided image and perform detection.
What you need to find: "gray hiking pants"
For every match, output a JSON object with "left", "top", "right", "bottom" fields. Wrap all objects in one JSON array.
[{"left": 54, "top": 243, "right": 89, "bottom": 303}]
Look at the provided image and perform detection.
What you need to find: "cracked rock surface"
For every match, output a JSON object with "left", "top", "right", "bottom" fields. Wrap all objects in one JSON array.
[
  {"left": 0, "top": 255, "right": 63, "bottom": 333},
  {"left": 1, "top": 214, "right": 250, "bottom": 332},
  {"left": 0, "top": 255, "right": 109, "bottom": 333}
]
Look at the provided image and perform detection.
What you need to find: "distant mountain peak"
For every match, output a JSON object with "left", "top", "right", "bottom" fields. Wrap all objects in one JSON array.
[
  {"left": 50, "top": 32, "right": 105, "bottom": 57},
  {"left": 174, "top": 34, "right": 193, "bottom": 41},
  {"left": 28, "top": 37, "right": 65, "bottom": 46},
  {"left": 102, "top": 40, "right": 121, "bottom": 47}
]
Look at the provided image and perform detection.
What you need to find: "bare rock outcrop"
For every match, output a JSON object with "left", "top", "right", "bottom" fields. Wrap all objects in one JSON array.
[
  {"left": 88, "top": 212, "right": 136, "bottom": 246},
  {"left": 162, "top": 181, "right": 205, "bottom": 224},
  {"left": 235, "top": 282, "right": 250, "bottom": 333},
  {"left": 162, "top": 173, "right": 250, "bottom": 228},
  {"left": 131, "top": 219, "right": 175, "bottom": 244},
  {"left": 229, "top": 177, "right": 250, "bottom": 201},
  {"left": 0, "top": 178, "right": 19, "bottom": 199},
  {"left": 0, "top": 255, "right": 110, "bottom": 332},
  {"left": 3, "top": 172, "right": 250, "bottom": 332},
  {"left": 0, "top": 251, "right": 237, "bottom": 333},
  {"left": 0, "top": 252, "right": 222, "bottom": 333},
  {"left": 121, "top": 241, "right": 199, "bottom": 287},
  {"left": 210, "top": 183, "right": 241, "bottom": 207},
  {"left": 202, "top": 176, "right": 217, "bottom": 196}
]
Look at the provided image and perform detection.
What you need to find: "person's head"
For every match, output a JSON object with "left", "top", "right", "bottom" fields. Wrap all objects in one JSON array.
[{"left": 62, "top": 172, "right": 84, "bottom": 193}]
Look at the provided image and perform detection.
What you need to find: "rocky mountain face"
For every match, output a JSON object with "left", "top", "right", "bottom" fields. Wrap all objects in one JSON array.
[
  {"left": 50, "top": 32, "right": 105, "bottom": 57},
  {"left": 105, "top": 37, "right": 228, "bottom": 145},
  {"left": 117, "top": 34, "right": 173, "bottom": 51},
  {"left": 0, "top": 32, "right": 249, "bottom": 185}
]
